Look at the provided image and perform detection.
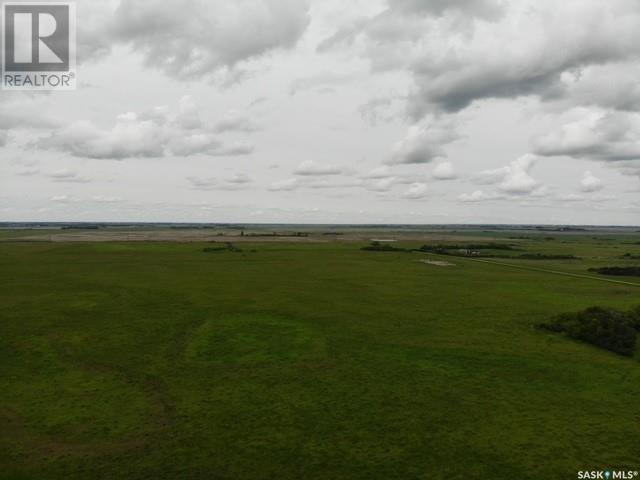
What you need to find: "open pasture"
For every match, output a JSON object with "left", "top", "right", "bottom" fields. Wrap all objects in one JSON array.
[{"left": 1, "top": 232, "right": 639, "bottom": 479}]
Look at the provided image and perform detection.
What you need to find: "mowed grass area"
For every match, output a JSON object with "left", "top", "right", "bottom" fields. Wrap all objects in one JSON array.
[{"left": 1, "top": 238, "right": 640, "bottom": 479}]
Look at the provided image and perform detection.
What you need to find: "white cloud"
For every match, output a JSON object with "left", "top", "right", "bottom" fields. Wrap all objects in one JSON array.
[
  {"left": 213, "top": 111, "right": 260, "bottom": 133},
  {"left": 534, "top": 109, "right": 640, "bottom": 162},
  {"left": 268, "top": 178, "right": 299, "bottom": 191},
  {"left": 45, "top": 169, "right": 91, "bottom": 184},
  {"left": 289, "top": 72, "right": 355, "bottom": 95},
  {"left": 432, "top": 161, "right": 457, "bottom": 180},
  {"left": 387, "top": 119, "right": 458, "bottom": 165},
  {"left": 186, "top": 176, "right": 217, "bottom": 190},
  {"left": 294, "top": 160, "right": 343, "bottom": 176},
  {"left": 402, "top": 182, "right": 429, "bottom": 199},
  {"left": 15, "top": 167, "right": 39, "bottom": 177},
  {"left": 36, "top": 97, "right": 254, "bottom": 160},
  {"left": 549, "top": 63, "right": 640, "bottom": 112},
  {"left": 365, "top": 177, "right": 396, "bottom": 193},
  {"left": 358, "top": 95, "right": 404, "bottom": 125},
  {"left": 227, "top": 173, "right": 252, "bottom": 184},
  {"left": 91, "top": 196, "right": 121, "bottom": 204},
  {"left": 362, "top": 166, "right": 393, "bottom": 179},
  {"left": 580, "top": 171, "right": 604, "bottom": 193},
  {"left": 458, "top": 190, "right": 502, "bottom": 203},
  {"left": 168, "top": 133, "right": 224, "bottom": 157},
  {"left": 474, "top": 154, "right": 541, "bottom": 195},
  {"left": 187, "top": 173, "right": 252, "bottom": 191},
  {"left": 498, "top": 156, "right": 539, "bottom": 195},
  {"left": 306, "top": 179, "right": 362, "bottom": 190},
  {"left": 0, "top": 94, "right": 61, "bottom": 131},
  {"left": 558, "top": 193, "right": 615, "bottom": 203},
  {"left": 50, "top": 195, "right": 73, "bottom": 203}
]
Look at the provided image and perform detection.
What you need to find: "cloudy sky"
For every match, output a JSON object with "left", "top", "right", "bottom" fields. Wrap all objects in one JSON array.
[{"left": 1, "top": 0, "right": 640, "bottom": 225}]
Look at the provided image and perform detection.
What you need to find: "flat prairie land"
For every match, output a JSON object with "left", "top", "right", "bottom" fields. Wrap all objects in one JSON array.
[{"left": 1, "top": 232, "right": 640, "bottom": 479}]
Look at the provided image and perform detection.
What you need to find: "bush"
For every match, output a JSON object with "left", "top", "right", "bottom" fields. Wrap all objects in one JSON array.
[
  {"left": 538, "top": 306, "right": 637, "bottom": 356},
  {"left": 203, "top": 242, "right": 243, "bottom": 253},
  {"left": 629, "top": 306, "right": 640, "bottom": 331},
  {"left": 517, "top": 253, "right": 579, "bottom": 260},
  {"left": 361, "top": 241, "right": 406, "bottom": 252},
  {"left": 419, "top": 243, "right": 516, "bottom": 253},
  {"left": 589, "top": 266, "right": 640, "bottom": 277}
]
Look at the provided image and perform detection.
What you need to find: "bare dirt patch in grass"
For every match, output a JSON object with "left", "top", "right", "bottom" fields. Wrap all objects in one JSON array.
[{"left": 418, "top": 259, "right": 456, "bottom": 267}]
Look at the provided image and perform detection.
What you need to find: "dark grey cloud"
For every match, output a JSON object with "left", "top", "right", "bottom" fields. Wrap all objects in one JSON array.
[
  {"left": 407, "top": 2, "right": 640, "bottom": 116},
  {"left": 322, "top": 0, "right": 640, "bottom": 117},
  {"left": 109, "top": 0, "right": 310, "bottom": 80},
  {"left": 389, "top": 0, "right": 503, "bottom": 18},
  {"left": 616, "top": 161, "right": 640, "bottom": 181}
]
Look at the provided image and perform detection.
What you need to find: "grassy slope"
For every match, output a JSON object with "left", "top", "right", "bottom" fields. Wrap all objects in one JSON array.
[{"left": 1, "top": 239, "right": 639, "bottom": 479}]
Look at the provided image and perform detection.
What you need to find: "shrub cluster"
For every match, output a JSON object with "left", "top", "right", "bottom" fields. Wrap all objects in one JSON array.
[
  {"left": 361, "top": 242, "right": 579, "bottom": 260},
  {"left": 589, "top": 266, "right": 640, "bottom": 277},
  {"left": 203, "top": 242, "right": 243, "bottom": 253},
  {"left": 419, "top": 243, "right": 516, "bottom": 252},
  {"left": 416, "top": 245, "right": 578, "bottom": 260},
  {"left": 361, "top": 241, "right": 407, "bottom": 252},
  {"left": 517, "top": 253, "right": 578, "bottom": 260},
  {"left": 538, "top": 306, "right": 640, "bottom": 356}
]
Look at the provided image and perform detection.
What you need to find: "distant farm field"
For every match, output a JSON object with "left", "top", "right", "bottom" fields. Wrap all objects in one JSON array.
[{"left": 1, "top": 235, "right": 640, "bottom": 479}]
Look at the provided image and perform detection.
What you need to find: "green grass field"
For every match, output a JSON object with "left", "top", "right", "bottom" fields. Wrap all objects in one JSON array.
[{"left": 1, "top": 234, "right": 640, "bottom": 479}]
